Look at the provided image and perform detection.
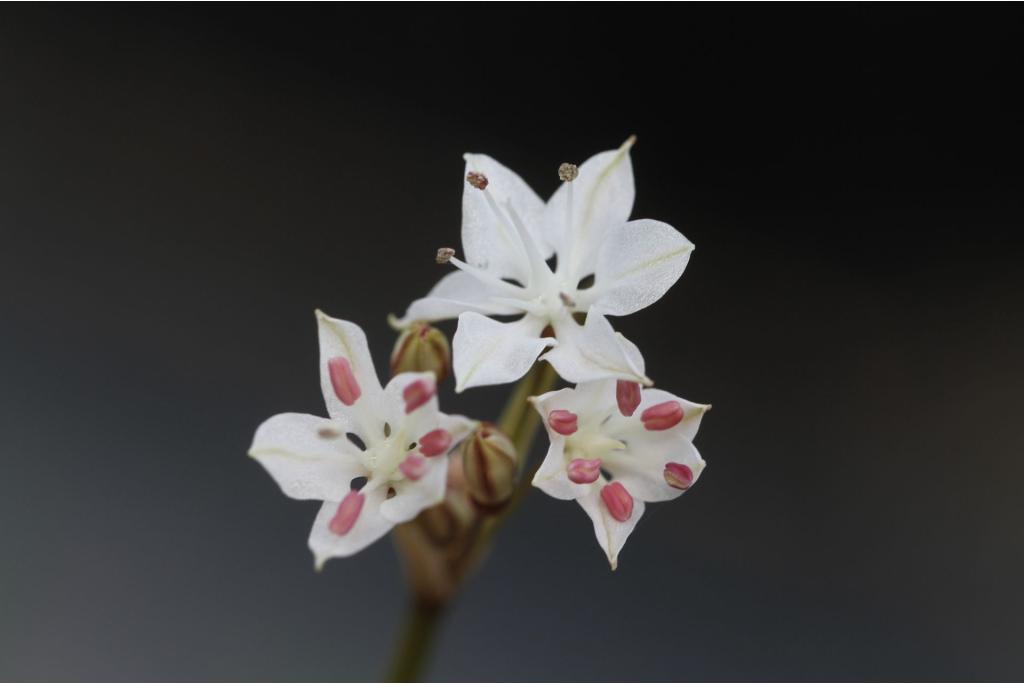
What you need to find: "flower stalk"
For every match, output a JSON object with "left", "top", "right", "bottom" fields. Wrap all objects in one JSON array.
[{"left": 387, "top": 361, "right": 558, "bottom": 681}]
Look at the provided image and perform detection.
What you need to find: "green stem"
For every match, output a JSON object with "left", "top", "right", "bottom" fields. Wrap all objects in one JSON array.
[
  {"left": 498, "top": 361, "right": 558, "bottom": 463},
  {"left": 385, "top": 362, "right": 558, "bottom": 681},
  {"left": 386, "top": 600, "right": 444, "bottom": 682}
]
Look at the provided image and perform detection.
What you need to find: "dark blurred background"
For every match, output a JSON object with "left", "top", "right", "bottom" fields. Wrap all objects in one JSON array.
[{"left": 1, "top": 4, "right": 1023, "bottom": 681}]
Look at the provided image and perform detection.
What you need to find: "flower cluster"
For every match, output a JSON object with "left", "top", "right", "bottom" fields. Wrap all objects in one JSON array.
[{"left": 250, "top": 138, "right": 710, "bottom": 570}]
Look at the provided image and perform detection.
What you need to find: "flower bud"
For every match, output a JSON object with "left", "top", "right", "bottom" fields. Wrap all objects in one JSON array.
[
  {"left": 417, "top": 457, "right": 475, "bottom": 545},
  {"left": 461, "top": 423, "right": 517, "bottom": 508},
  {"left": 390, "top": 321, "right": 451, "bottom": 383}
]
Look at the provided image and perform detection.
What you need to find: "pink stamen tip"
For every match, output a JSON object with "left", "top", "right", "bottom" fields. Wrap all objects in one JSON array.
[
  {"left": 601, "top": 482, "right": 634, "bottom": 522},
  {"left": 403, "top": 378, "right": 436, "bottom": 414},
  {"left": 664, "top": 462, "right": 695, "bottom": 490},
  {"left": 548, "top": 409, "right": 578, "bottom": 436},
  {"left": 641, "top": 400, "right": 684, "bottom": 431},
  {"left": 328, "top": 490, "right": 365, "bottom": 536},
  {"left": 399, "top": 454, "right": 428, "bottom": 481},
  {"left": 616, "top": 380, "right": 642, "bottom": 417},
  {"left": 567, "top": 458, "right": 602, "bottom": 484},
  {"left": 327, "top": 356, "right": 361, "bottom": 406},
  {"left": 417, "top": 428, "right": 453, "bottom": 457}
]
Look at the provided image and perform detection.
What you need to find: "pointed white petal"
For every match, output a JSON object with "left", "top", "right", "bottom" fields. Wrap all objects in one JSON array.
[
  {"left": 379, "top": 371, "right": 440, "bottom": 438},
  {"left": 577, "top": 485, "right": 646, "bottom": 570},
  {"left": 531, "top": 439, "right": 587, "bottom": 501},
  {"left": 438, "top": 413, "right": 476, "bottom": 446},
  {"left": 532, "top": 381, "right": 616, "bottom": 427},
  {"left": 249, "top": 413, "right": 364, "bottom": 501},
  {"left": 611, "top": 433, "right": 705, "bottom": 503},
  {"left": 309, "top": 488, "right": 392, "bottom": 568},
  {"left": 393, "top": 270, "right": 521, "bottom": 326},
  {"left": 452, "top": 313, "right": 554, "bottom": 392},
  {"left": 546, "top": 138, "right": 636, "bottom": 281},
  {"left": 378, "top": 456, "right": 448, "bottom": 524},
  {"left": 588, "top": 219, "right": 694, "bottom": 316},
  {"left": 542, "top": 312, "right": 649, "bottom": 385},
  {"left": 634, "top": 389, "right": 711, "bottom": 442},
  {"left": 316, "top": 311, "right": 383, "bottom": 418},
  {"left": 462, "top": 153, "right": 551, "bottom": 281}
]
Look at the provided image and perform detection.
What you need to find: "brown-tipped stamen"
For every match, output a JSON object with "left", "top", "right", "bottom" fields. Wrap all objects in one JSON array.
[{"left": 435, "top": 247, "right": 456, "bottom": 264}]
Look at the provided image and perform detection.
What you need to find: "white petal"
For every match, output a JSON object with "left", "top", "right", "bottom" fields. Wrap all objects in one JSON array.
[
  {"left": 249, "top": 413, "right": 364, "bottom": 501},
  {"left": 634, "top": 389, "right": 711, "bottom": 442},
  {"left": 379, "top": 371, "right": 440, "bottom": 438},
  {"left": 378, "top": 457, "right": 448, "bottom": 524},
  {"left": 546, "top": 138, "right": 636, "bottom": 281},
  {"left": 577, "top": 485, "right": 646, "bottom": 570},
  {"left": 532, "top": 381, "right": 616, "bottom": 427},
  {"left": 462, "top": 153, "right": 551, "bottom": 281},
  {"left": 588, "top": 219, "right": 694, "bottom": 316},
  {"left": 542, "top": 311, "right": 650, "bottom": 385},
  {"left": 452, "top": 312, "right": 554, "bottom": 392},
  {"left": 316, "top": 311, "right": 383, "bottom": 418},
  {"left": 392, "top": 270, "right": 520, "bottom": 326},
  {"left": 309, "top": 487, "right": 392, "bottom": 568},
  {"left": 438, "top": 413, "right": 476, "bottom": 446},
  {"left": 611, "top": 434, "right": 705, "bottom": 503},
  {"left": 532, "top": 439, "right": 587, "bottom": 501}
]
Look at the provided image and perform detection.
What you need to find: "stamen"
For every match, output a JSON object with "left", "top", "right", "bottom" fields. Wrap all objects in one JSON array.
[
  {"left": 504, "top": 200, "right": 552, "bottom": 288},
  {"left": 559, "top": 292, "right": 576, "bottom": 308},
  {"left": 562, "top": 169, "right": 574, "bottom": 272},
  {"left": 558, "top": 162, "right": 579, "bottom": 182},
  {"left": 567, "top": 458, "right": 601, "bottom": 484},
  {"left": 399, "top": 454, "right": 428, "bottom": 481},
  {"left": 448, "top": 256, "right": 527, "bottom": 297},
  {"left": 466, "top": 171, "right": 489, "bottom": 190},
  {"left": 464, "top": 164, "right": 534, "bottom": 276},
  {"left": 663, "top": 462, "right": 694, "bottom": 490},
  {"left": 616, "top": 380, "right": 642, "bottom": 417},
  {"left": 417, "top": 428, "right": 453, "bottom": 457},
  {"left": 436, "top": 247, "right": 456, "bottom": 264},
  {"left": 328, "top": 490, "right": 365, "bottom": 535},
  {"left": 548, "top": 409, "right": 578, "bottom": 436},
  {"left": 641, "top": 401, "right": 684, "bottom": 431},
  {"left": 327, "top": 356, "right": 361, "bottom": 406},
  {"left": 403, "top": 378, "right": 436, "bottom": 414},
  {"left": 317, "top": 426, "right": 342, "bottom": 439},
  {"left": 601, "top": 482, "right": 634, "bottom": 522}
]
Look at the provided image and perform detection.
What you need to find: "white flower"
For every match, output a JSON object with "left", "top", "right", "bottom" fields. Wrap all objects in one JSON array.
[
  {"left": 395, "top": 137, "right": 694, "bottom": 392},
  {"left": 530, "top": 379, "right": 709, "bottom": 569},
  {"left": 249, "top": 310, "right": 473, "bottom": 569}
]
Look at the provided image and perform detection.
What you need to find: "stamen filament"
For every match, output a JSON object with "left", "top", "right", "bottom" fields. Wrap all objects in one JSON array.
[
  {"left": 503, "top": 200, "right": 553, "bottom": 293},
  {"left": 448, "top": 256, "right": 527, "bottom": 297}
]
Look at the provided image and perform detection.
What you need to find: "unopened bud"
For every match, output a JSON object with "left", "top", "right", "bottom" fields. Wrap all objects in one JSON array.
[
  {"left": 461, "top": 423, "right": 517, "bottom": 507},
  {"left": 416, "top": 458, "right": 476, "bottom": 545},
  {"left": 390, "top": 322, "right": 452, "bottom": 383}
]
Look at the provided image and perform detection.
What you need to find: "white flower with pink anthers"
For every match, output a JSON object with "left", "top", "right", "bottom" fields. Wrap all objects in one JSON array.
[
  {"left": 249, "top": 310, "right": 472, "bottom": 570},
  {"left": 249, "top": 138, "right": 712, "bottom": 585},
  {"left": 394, "top": 136, "right": 694, "bottom": 392},
  {"left": 531, "top": 379, "right": 710, "bottom": 569}
]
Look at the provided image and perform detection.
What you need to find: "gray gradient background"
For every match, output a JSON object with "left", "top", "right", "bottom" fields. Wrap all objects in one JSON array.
[{"left": 2, "top": 5, "right": 1023, "bottom": 681}]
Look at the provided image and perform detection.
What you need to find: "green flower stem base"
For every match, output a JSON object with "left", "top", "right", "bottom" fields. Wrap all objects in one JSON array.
[
  {"left": 387, "top": 600, "right": 444, "bottom": 683},
  {"left": 385, "top": 362, "right": 558, "bottom": 681}
]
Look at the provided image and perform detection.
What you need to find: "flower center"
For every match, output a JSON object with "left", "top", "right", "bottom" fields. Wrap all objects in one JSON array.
[
  {"left": 359, "top": 429, "right": 413, "bottom": 484},
  {"left": 563, "top": 425, "right": 625, "bottom": 464}
]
